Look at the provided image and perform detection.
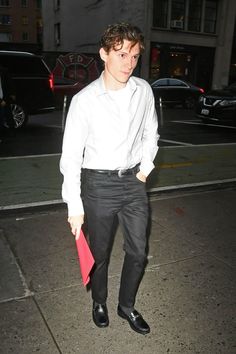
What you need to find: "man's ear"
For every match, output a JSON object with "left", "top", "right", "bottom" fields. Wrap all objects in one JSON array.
[{"left": 99, "top": 47, "right": 108, "bottom": 62}]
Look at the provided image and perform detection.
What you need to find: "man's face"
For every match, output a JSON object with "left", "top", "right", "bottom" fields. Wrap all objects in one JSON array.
[{"left": 100, "top": 39, "right": 141, "bottom": 89}]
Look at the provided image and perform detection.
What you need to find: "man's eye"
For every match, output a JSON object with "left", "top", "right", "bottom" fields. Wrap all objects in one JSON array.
[{"left": 119, "top": 54, "right": 126, "bottom": 58}]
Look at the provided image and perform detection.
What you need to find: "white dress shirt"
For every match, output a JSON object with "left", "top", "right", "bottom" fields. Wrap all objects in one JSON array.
[{"left": 60, "top": 73, "right": 159, "bottom": 216}]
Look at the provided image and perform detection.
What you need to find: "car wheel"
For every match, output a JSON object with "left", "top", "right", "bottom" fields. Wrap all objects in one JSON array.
[
  {"left": 10, "top": 103, "right": 28, "bottom": 129},
  {"left": 183, "top": 96, "right": 195, "bottom": 109}
]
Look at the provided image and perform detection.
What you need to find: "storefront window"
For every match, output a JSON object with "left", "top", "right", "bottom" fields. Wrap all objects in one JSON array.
[
  {"left": 188, "top": 0, "right": 202, "bottom": 32},
  {"left": 169, "top": 52, "right": 192, "bottom": 79},
  {"left": 153, "top": 0, "right": 168, "bottom": 28},
  {"left": 204, "top": 0, "right": 217, "bottom": 33},
  {"left": 150, "top": 46, "right": 161, "bottom": 79}
]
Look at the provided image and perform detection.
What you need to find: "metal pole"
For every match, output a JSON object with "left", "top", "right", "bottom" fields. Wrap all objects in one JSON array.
[
  {"left": 159, "top": 96, "right": 164, "bottom": 126},
  {"left": 62, "top": 95, "right": 67, "bottom": 132}
]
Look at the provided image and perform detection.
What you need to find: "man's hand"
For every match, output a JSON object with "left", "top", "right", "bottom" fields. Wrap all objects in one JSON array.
[
  {"left": 0, "top": 100, "right": 6, "bottom": 107},
  {"left": 136, "top": 171, "right": 147, "bottom": 183},
  {"left": 68, "top": 215, "right": 84, "bottom": 240},
  {"left": 10, "top": 95, "right": 16, "bottom": 102}
]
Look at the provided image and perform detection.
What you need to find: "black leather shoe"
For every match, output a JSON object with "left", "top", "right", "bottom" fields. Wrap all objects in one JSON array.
[
  {"left": 117, "top": 305, "right": 150, "bottom": 335},
  {"left": 92, "top": 302, "right": 109, "bottom": 328}
]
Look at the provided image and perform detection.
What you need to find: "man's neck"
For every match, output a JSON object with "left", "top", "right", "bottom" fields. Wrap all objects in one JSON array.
[{"left": 103, "top": 71, "right": 128, "bottom": 91}]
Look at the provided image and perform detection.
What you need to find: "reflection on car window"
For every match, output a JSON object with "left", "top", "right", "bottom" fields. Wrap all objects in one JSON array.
[
  {"left": 229, "top": 83, "right": 236, "bottom": 91},
  {"left": 152, "top": 79, "right": 168, "bottom": 87},
  {"left": 169, "top": 79, "right": 187, "bottom": 87},
  {"left": 0, "top": 55, "right": 49, "bottom": 77}
]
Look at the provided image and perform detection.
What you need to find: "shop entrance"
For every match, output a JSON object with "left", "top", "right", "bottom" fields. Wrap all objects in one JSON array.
[
  {"left": 150, "top": 43, "right": 214, "bottom": 90},
  {"left": 168, "top": 51, "right": 194, "bottom": 81}
]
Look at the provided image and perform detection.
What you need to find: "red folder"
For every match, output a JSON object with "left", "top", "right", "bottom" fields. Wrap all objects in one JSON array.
[{"left": 76, "top": 230, "right": 95, "bottom": 286}]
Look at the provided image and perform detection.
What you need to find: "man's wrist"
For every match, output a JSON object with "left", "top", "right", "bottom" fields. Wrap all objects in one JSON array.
[{"left": 136, "top": 170, "right": 147, "bottom": 182}]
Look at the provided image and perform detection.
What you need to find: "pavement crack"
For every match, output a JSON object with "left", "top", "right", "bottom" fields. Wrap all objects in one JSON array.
[
  {"left": 146, "top": 253, "right": 207, "bottom": 270},
  {"left": 33, "top": 297, "right": 63, "bottom": 354},
  {"left": 0, "top": 230, "right": 33, "bottom": 302}
]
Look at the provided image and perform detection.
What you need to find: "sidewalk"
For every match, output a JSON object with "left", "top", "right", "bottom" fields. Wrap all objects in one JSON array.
[{"left": 0, "top": 188, "right": 235, "bottom": 353}]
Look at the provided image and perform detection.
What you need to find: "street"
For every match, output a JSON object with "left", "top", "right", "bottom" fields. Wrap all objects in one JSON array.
[
  {"left": 1, "top": 106, "right": 236, "bottom": 210},
  {"left": 1, "top": 107, "right": 236, "bottom": 157}
]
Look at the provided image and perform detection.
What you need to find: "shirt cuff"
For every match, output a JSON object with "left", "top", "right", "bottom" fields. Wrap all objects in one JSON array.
[
  {"left": 139, "top": 160, "right": 155, "bottom": 177},
  {"left": 67, "top": 199, "right": 84, "bottom": 217}
]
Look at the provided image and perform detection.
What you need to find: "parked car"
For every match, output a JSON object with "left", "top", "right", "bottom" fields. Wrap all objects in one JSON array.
[
  {"left": 0, "top": 50, "right": 55, "bottom": 128},
  {"left": 151, "top": 78, "right": 204, "bottom": 109},
  {"left": 53, "top": 76, "right": 85, "bottom": 109},
  {"left": 195, "top": 82, "right": 236, "bottom": 125}
]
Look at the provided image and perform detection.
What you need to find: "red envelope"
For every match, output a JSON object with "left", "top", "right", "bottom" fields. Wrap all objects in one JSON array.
[{"left": 76, "top": 230, "right": 95, "bottom": 286}]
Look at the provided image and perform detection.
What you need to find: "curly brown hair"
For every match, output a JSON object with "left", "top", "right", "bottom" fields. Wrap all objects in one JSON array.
[{"left": 100, "top": 23, "right": 145, "bottom": 53}]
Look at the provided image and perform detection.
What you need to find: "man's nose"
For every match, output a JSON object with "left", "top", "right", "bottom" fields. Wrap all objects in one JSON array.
[{"left": 126, "top": 57, "right": 133, "bottom": 69}]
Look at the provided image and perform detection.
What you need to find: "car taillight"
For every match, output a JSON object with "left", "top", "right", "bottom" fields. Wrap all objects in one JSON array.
[
  {"left": 199, "top": 87, "right": 204, "bottom": 93},
  {"left": 49, "top": 73, "right": 54, "bottom": 90}
]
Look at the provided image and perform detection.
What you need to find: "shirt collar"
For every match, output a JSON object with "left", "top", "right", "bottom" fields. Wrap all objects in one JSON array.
[{"left": 94, "top": 72, "right": 137, "bottom": 96}]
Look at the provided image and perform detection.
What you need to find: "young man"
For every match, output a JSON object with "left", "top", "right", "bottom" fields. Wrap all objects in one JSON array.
[{"left": 60, "top": 23, "right": 159, "bottom": 335}]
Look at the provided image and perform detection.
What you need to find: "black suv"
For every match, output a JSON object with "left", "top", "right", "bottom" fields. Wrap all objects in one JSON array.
[
  {"left": 196, "top": 82, "right": 236, "bottom": 125},
  {"left": 0, "top": 50, "right": 55, "bottom": 128}
]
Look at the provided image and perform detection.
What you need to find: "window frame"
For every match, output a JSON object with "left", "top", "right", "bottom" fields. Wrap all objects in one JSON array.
[
  {"left": 204, "top": 0, "right": 217, "bottom": 34},
  {"left": 22, "top": 16, "right": 29, "bottom": 25},
  {"left": 152, "top": 0, "right": 218, "bottom": 34},
  {"left": 0, "top": 14, "right": 11, "bottom": 25},
  {"left": 187, "top": 0, "right": 203, "bottom": 32},
  {"left": 22, "top": 31, "right": 29, "bottom": 41},
  {"left": 54, "top": 22, "right": 61, "bottom": 46},
  {"left": 0, "top": 0, "right": 10, "bottom": 7},
  {"left": 21, "top": 0, "right": 28, "bottom": 8}
]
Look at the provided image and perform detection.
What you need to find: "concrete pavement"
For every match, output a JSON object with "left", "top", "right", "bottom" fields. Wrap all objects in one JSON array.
[{"left": 0, "top": 187, "right": 235, "bottom": 353}]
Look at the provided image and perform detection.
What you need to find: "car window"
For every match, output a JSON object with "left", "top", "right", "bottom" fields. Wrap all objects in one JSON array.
[
  {"left": 228, "top": 83, "right": 236, "bottom": 91},
  {"left": 169, "top": 79, "right": 187, "bottom": 87},
  {"left": 0, "top": 55, "right": 50, "bottom": 77},
  {"left": 152, "top": 79, "right": 168, "bottom": 87}
]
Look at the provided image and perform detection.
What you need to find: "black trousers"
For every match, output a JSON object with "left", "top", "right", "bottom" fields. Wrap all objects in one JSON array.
[
  {"left": 0, "top": 104, "right": 13, "bottom": 128},
  {"left": 81, "top": 168, "right": 149, "bottom": 308}
]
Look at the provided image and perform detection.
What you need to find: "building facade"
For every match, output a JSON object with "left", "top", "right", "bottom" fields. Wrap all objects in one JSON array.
[
  {"left": 147, "top": 0, "right": 236, "bottom": 89},
  {"left": 0, "top": 0, "right": 42, "bottom": 51},
  {"left": 42, "top": 0, "right": 236, "bottom": 90}
]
